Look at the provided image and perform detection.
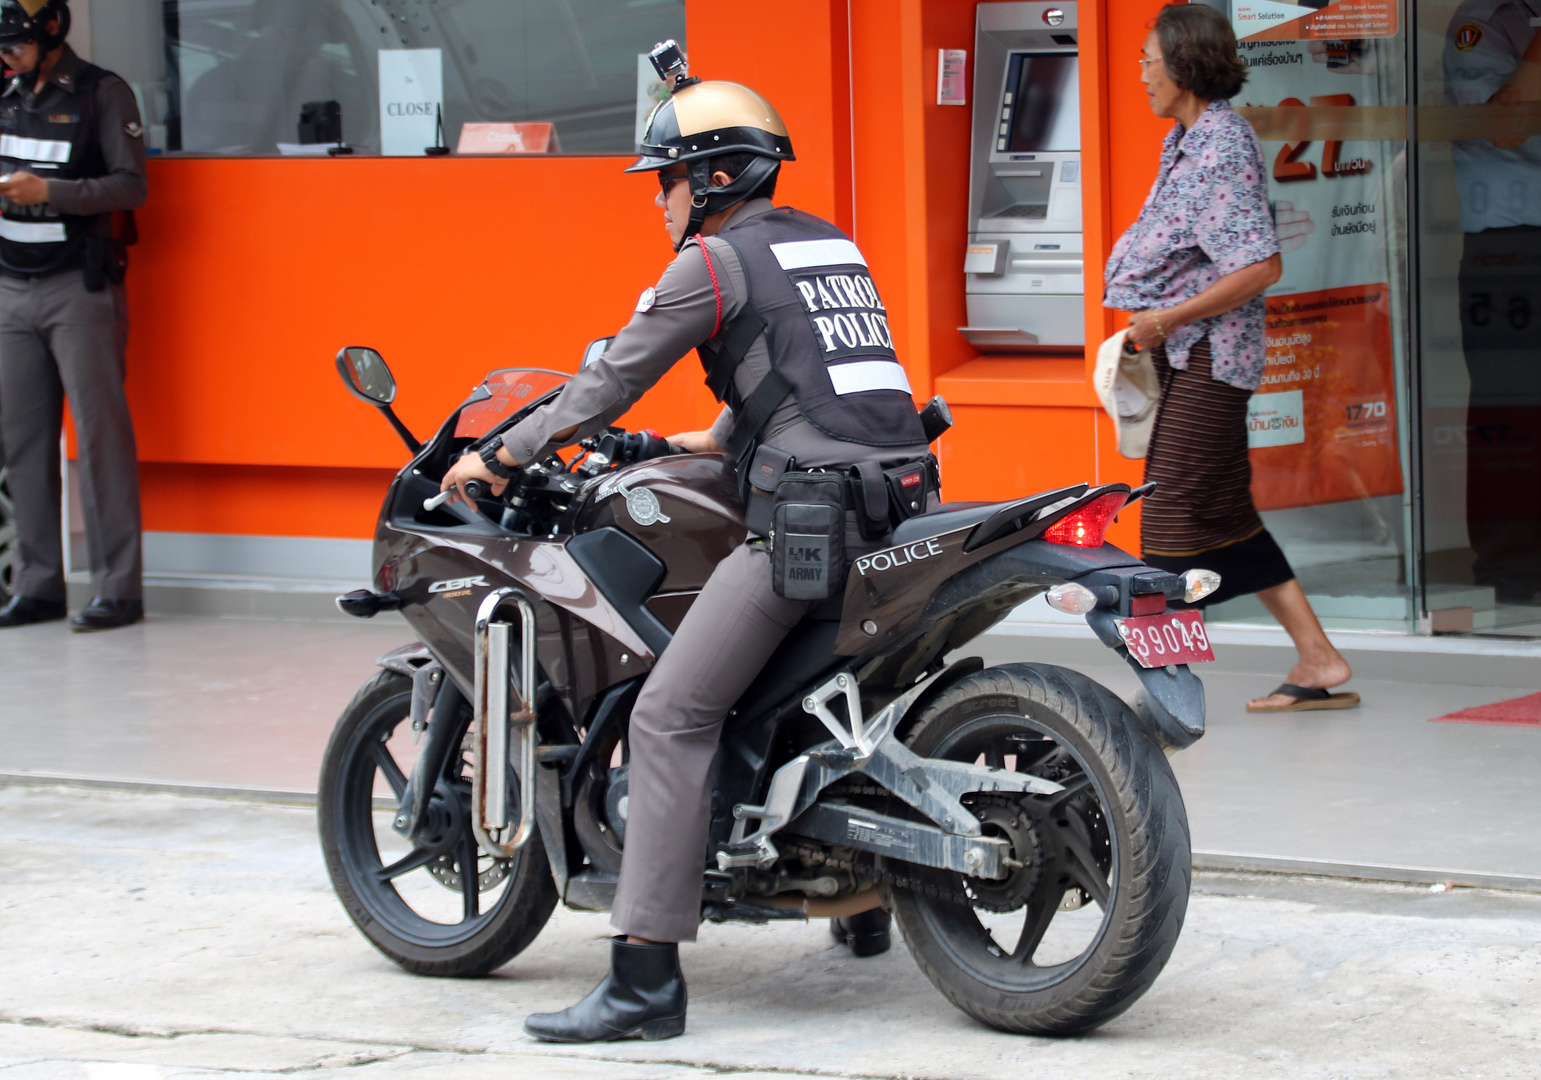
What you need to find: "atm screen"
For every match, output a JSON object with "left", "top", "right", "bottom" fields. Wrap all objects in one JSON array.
[{"left": 1004, "top": 53, "right": 1079, "bottom": 153}]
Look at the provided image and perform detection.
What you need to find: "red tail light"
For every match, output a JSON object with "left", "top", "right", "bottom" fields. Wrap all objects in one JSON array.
[{"left": 1044, "top": 492, "right": 1127, "bottom": 548}]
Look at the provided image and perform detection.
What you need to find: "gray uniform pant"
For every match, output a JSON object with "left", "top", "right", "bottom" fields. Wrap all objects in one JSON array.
[
  {"left": 611, "top": 540, "right": 811, "bottom": 943},
  {"left": 0, "top": 272, "right": 141, "bottom": 602}
]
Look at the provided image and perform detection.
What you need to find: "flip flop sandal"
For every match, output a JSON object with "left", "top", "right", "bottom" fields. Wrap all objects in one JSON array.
[{"left": 1246, "top": 683, "right": 1361, "bottom": 713}]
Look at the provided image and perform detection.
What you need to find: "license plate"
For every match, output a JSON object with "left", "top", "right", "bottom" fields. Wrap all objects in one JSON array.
[{"left": 1116, "top": 609, "right": 1215, "bottom": 668}]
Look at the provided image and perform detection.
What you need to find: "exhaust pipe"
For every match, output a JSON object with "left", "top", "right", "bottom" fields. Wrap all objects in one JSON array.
[{"left": 472, "top": 588, "right": 539, "bottom": 859}]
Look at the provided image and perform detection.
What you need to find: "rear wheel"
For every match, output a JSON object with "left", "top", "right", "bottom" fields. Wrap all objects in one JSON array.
[
  {"left": 318, "top": 669, "right": 558, "bottom": 977},
  {"left": 890, "top": 662, "right": 1190, "bottom": 1035}
]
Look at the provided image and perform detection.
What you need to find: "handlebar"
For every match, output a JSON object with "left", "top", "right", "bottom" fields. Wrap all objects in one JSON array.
[{"left": 423, "top": 477, "right": 491, "bottom": 512}]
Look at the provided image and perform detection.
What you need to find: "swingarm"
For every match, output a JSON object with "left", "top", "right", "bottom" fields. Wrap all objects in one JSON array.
[{"left": 718, "top": 669, "right": 1062, "bottom": 879}]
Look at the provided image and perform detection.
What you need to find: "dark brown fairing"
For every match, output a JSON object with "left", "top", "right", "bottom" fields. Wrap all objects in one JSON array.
[
  {"left": 834, "top": 485, "right": 1142, "bottom": 658},
  {"left": 572, "top": 454, "right": 746, "bottom": 592},
  {"left": 371, "top": 447, "right": 746, "bottom": 736}
]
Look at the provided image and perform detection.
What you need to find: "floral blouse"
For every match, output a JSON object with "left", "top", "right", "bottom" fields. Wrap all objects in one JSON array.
[{"left": 1104, "top": 99, "right": 1279, "bottom": 392}]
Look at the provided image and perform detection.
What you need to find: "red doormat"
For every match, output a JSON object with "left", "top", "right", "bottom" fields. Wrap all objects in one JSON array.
[{"left": 1431, "top": 691, "right": 1541, "bottom": 726}]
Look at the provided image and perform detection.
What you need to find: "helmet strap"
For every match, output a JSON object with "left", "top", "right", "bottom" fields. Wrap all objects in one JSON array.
[{"left": 673, "top": 158, "right": 714, "bottom": 253}]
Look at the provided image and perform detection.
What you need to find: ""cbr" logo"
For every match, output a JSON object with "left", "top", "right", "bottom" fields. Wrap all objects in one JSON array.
[{"left": 429, "top": 576, "right": 489, "bottom": 594}]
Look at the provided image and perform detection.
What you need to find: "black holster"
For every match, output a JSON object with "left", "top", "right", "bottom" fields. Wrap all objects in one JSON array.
[{"left": 81, "top": 210, "right": 136, "bottom": 293}]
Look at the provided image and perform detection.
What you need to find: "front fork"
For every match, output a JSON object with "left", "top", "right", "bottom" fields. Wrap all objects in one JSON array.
[{"left": 471, "top": 588, "right": 539, "bottom": 858}]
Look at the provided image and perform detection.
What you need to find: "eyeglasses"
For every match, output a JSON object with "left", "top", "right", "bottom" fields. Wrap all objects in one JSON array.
[
  {"left": 1137, "top": 55, "right": 1163, "bottom": 69},
  {"left": 657, "top": 173, "right": 689, "bottom": 195}
]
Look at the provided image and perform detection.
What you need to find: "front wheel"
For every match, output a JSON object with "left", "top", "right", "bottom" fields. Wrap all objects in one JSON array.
[
  {"left": 891, "top": 663, "right": 1191, "bottom": 1035},
  {"left": 318, "top": 669, "right": 558, "bottom": 977}
]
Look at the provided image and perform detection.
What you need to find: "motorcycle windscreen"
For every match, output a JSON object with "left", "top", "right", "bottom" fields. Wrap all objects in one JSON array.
[{"left": 455, "top": 369, "right": 572, "bottom": 439}]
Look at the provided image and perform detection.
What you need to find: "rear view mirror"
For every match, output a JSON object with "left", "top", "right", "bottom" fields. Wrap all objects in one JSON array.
[
  {"left": 336, "top": 346, "right": 397, "bottom": 405},
  {"left": 580, "top": 337, "right": 615, "bottom": 370}
]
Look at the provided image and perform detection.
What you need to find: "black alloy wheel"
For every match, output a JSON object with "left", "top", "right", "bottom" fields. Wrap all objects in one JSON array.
[
  {"left": 318, "top": 669, "right": 557, "bottom": 977},
  {"left": 890, "top": 663, "right": 1191, "bottom": 1035}
]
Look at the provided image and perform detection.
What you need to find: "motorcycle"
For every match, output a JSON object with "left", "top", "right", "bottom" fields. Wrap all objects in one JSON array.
[{"left": 318, "top": 340, "right": 1215, "bottom": 1035}]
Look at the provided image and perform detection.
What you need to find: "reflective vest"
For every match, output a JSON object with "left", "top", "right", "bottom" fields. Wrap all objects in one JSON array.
[
  {"left": 0, "top": 63, "right": 109, "bottom": 275},
  {"left": 700, "top": 208, "right": 926, "bottom": 466}
]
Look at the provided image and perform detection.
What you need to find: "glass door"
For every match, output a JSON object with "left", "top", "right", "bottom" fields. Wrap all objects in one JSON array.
[
  {"left": 1412, "top": 0, "right": 1541, "bottom": 635},
  {"left": 1204, "top": 3, "right": 1417, "bottom": 632}
]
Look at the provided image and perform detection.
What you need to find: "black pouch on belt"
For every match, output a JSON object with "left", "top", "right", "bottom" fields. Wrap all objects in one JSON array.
[
  {"left": 850, "top": 461, "right": 891, "bottom": 541},
  {"left": 744, "top": 444, "right": 793, "bottom": 538},
  {"left": 770, "top": 471, "right": 847, "bottom": 601},
  {"left": 884, "top": 457, "right": 934, "bottom": 521}
]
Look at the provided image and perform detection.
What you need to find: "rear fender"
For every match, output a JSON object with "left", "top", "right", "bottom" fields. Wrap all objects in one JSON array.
[
  {"left": 1085, "top": 609, "right": 1206, "bottom": 750},
  {"left": 893, "top": 655, "right": 984, "bottom": 741}
]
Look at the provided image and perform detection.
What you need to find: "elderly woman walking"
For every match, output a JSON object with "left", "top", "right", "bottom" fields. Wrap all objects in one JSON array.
[{"left": 1105, "top": 3, "right": 1358, "bottom": 712}]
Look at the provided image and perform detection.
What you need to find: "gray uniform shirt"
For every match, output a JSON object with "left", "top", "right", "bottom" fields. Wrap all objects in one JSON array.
[
  {"left": 8, "top": 45, "right": 149, "bottom": 217},
  {"left": 1443, "top": 0, "right": 1541, "bottom": 231},
  {"left": 501, "top": 198, "right": 927, "bottom": 472}
]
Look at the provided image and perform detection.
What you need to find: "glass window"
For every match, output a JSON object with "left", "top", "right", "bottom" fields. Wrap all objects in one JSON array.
[
  {"left": 1413, "top": 0, "right": 1541, "bottom": 634},
  {"left": 1205, "top": 12, "right": 1416, "bottom": 633},
  {"left": 82, "top": 0, "right": 685, "bottom": 156}
]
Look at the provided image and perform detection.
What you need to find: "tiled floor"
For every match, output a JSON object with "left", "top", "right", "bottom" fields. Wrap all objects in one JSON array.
[{"left": 2, "top": 611, "right": 1538, "bottom": 882}]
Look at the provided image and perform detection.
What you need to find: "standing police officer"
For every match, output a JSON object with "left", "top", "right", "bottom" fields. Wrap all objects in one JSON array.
[
  {"left": 1444, "top": 0, "right": 1541, "bottom": 605},
  {"left": 0, "top": 0, "right": 147, "bottom": 631},
  {"left": 442, "top": 55, "right": 933, "bottom": 1043}
]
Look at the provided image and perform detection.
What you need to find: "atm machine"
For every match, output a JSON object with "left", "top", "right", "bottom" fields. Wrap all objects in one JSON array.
[{"left": 960, "top": 2, "right": 1084, "bottom": 351}]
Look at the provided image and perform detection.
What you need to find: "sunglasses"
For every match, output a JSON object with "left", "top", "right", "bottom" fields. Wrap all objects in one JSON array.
[{"left": 657, "top": 172, "right": 690, "bottom": 195}]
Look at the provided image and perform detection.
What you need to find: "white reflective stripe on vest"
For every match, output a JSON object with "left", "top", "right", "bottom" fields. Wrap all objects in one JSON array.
[
  {"left": 769, "top": 237, "right": 867, "bottom": 271},
  {"left": 0, "top": 134, "right": 72, "bottom": 164},
  {"left": 0, "top": 217, "right": 67, "bottom": 243},
  {"left": 827, "top": 359, "right": 912, "bottom": 396}
]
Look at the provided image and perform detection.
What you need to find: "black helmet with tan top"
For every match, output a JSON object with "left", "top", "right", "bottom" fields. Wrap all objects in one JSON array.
[
  {"left": 0, "top": 0, "right": 69, "bottom": 50},
  {"left": 629, "top": 39, "right": 795, "bottom": 250}
]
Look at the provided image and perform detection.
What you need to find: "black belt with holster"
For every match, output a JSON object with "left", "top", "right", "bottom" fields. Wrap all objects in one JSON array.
[{"left": 744, "top": 445, "right": 940, "bottom": 602}]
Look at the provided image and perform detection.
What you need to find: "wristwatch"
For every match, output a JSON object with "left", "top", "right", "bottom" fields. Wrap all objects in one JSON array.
[{"left": 477, "top": 438, "right": 516, "bottom": 479}]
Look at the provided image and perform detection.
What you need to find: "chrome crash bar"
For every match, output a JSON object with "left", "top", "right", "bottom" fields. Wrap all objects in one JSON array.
[{"left": 472, "top": 588, "right": 538, "bottom": 859}]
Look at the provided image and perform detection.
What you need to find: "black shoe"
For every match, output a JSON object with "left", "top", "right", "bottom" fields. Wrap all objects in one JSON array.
[
  {"left": 524, "top": 937, "right": 686, "bottom": 1043},
  {"left": 831, "top": 908, "right": 892, "bottom": 957},
  {"left": 0, "top": 594, "right": 67, "bottom": 628},
  {"left": 69, "top": 597, "right": 144, "bottom": 633}
]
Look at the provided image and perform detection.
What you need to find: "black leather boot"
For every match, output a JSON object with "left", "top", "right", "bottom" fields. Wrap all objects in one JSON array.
[
  {"left": 0, "top": 595, "right": 67, "bottom": 628},
  {"left": 524, "top": 937, "right": 686, "bottom": 1043},
  {"left": 831, "top": 907, "right": 892, "bottom": 957},
  {"left": 70, "top": 598, "right": 144, "bottom": 633}
]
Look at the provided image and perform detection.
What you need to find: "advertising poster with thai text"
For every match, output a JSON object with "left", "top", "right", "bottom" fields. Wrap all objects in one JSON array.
[{"left": 1230, "top": 21, "right": 1404, "bottom": 511}]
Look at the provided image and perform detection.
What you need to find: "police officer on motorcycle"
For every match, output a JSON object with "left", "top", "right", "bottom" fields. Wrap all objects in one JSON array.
[
  {"left": 442, "top": 47, "right": 934, "bottom": 1043},
  {"left": 0, "top": 0, "right": 147, "bottom": 632}
]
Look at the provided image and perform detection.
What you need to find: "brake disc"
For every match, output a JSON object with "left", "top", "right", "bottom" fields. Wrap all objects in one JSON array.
[{"left": 427, "top": 852, "right": 511, "bottom": 893}]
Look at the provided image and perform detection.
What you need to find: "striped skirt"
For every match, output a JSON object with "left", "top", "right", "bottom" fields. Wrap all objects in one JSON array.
[{"left": 1138, "top": 337, "right": 1294, "bottom": 606}]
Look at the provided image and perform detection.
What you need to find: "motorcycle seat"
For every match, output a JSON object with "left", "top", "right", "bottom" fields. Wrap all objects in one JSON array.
[{"left": 889, "top": 502, "right": 996, "bottom": 546}]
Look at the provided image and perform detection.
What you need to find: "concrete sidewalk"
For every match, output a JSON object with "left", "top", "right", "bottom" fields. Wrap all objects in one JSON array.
[
  {"left": 2, "top": 786, "right": 1539, "bottom": 1080},
  {"left": 1, "top": 611, "right": 1538, "bottom": 885}
]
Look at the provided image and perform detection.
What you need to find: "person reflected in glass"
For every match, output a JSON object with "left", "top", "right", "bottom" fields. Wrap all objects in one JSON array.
[
  {"left": 1444, "top": 0, "right": 1541, "bottom": 606},
  {"left": 1105, "top": 4, "right": 1358, "bottom": 712}
]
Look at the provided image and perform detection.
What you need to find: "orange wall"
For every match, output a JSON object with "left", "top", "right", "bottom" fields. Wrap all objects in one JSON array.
[{"left": 124, "top": 0, "right": 1177, "bottom": 550}]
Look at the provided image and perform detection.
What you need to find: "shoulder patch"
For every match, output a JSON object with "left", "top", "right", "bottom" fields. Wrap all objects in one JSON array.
[
  {"left": 124, "top": 121, "right": 144, "bottom": 138},
  {"left": 636, "top": 286, "right": 657, "bottom": 313},
  {"left": 1453, "top": 23, "right": 1483, "bottom": 52}
]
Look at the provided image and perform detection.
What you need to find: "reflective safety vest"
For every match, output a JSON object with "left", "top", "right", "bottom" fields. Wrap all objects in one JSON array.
[
  {"left": 699, "top": 208, "right": 926, "bottom": 466},
  {"left": 0, "top": 63, "right": 110, "bottom": 275}
]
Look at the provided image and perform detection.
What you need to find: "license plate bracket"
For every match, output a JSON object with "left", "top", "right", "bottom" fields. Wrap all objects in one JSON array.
[{"left": 1116, "top": 609, "right": 1215, "bottom": 668}]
